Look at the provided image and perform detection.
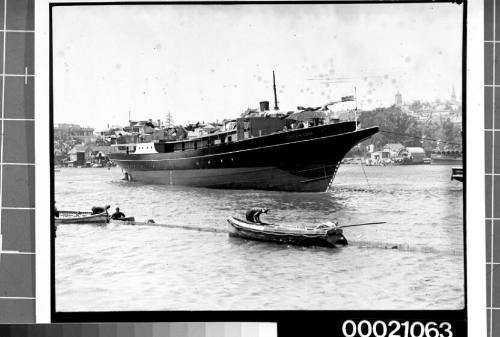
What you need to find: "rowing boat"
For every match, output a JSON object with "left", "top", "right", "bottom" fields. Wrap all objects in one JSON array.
[
  {"left": 227, "top": 217, "right": 348, "bottom": 248},
  {"left": 55, "top": 211, "right": 109, "bottom": 224}
]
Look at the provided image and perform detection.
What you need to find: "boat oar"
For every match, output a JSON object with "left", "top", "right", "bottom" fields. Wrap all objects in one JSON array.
[{"left": 338, "top": 221, "right": 386, "bottom": 229}]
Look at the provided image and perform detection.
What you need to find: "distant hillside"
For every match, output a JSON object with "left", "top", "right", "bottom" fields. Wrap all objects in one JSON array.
[{"left": 356, "top": 105, "right": 462, "bottom": 154}]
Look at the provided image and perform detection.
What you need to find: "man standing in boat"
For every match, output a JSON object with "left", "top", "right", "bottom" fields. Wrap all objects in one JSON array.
[
  {"left": 91, "top": 205, "right": 110, "bottom": 215},
  {"left": 111, "top": 207, "right": 126, "bottom": 220},
  {"left": 246, "top": 207, "right": 269, "bottom": 224}
]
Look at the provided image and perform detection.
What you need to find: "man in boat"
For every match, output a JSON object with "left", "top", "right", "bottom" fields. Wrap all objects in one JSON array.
[
  {"left": 111, "top": 207, "right": 126, "bottom": 220},
  {"left": 245, "top": 207, "right": 269, "bottom": 224},
  {"left": 91, "top": 205, "right": 110, "bottom": 215}
]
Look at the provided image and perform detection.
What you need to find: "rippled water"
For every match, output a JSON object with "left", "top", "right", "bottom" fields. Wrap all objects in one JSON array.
[{"left": 55, "top": 164, "right": 464, "bottom": 311}]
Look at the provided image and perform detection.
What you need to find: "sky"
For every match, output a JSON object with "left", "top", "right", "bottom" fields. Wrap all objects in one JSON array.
[{"left": 52, "top": 3, "right": 463, "bottom": 131}]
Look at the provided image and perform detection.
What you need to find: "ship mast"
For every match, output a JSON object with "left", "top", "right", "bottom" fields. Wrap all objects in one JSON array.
[{"left": 273, "top": 71, "right": 279, "bottom": 110}]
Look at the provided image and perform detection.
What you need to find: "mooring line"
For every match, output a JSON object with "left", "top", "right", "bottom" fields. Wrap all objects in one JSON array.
[
  {"left": 103, "top": 221, "right": 461, "bottom": 255},
  {"left": 114, "top": 221, "right": 229, "bottom": 234},
  {"left": 359, "top": 159, "right": 371, "bottom": 190},
  {"left": 348, "top": 240, "right": 463, "bottom": 256},
  {"left": 379, "top": 130, "right": 462, "bottom": 147}
]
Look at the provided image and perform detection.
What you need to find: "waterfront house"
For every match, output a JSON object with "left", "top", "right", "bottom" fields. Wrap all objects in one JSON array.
[
  {"left": 68, "top": 145, "right": 93, "bottom": 166},
  {"left": 383, "top": 143, "right": 405, "bottom": 159},
  {"left": 367, "top": 150, "right": 391, "bottom": 165},
  {"left": 54, "top": 123, "right": 96, "bottom": 143}
]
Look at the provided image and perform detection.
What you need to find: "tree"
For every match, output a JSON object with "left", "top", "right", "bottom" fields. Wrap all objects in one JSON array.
[
  {"left": 358, "top": 105, "right": 421, "bottom": 149},
  {"left": 409, "top": 100, "right": 423, "bottom": 113}
]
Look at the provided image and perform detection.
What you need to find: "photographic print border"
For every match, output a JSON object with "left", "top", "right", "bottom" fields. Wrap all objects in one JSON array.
[{"left": 41, "top": 1, "right": 477, "bottom": 335}]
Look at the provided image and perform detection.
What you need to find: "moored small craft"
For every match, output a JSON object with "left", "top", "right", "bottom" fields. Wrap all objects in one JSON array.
[
  {"left": 227, "top": 217, "right": 348, "bottom": 248},
  {"left": 431, "top": 149, "right": 462, "bottom": 165},
  {"left": 451, "top": 167, "right": 463, "bottom": 182},
  {"left": 55, "top": 211, "right": 109, "bottom": 224}
]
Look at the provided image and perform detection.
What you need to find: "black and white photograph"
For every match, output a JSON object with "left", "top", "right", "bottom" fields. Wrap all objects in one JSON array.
[{"left": 51, "top": 2, "right": 464, "bottom": 312}]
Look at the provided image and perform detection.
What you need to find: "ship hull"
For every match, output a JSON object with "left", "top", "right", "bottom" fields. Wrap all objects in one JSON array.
[
  {"left": 110, "top": 122, "right": 379, "bottom": 192},
  {"left": 127, "top": 166, "right": 333, "bottom": 192}
]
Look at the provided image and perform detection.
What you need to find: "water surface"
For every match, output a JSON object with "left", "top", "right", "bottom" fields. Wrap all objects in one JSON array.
[{"left": 55, "top": 164, "right": 464, "bottom": 311}]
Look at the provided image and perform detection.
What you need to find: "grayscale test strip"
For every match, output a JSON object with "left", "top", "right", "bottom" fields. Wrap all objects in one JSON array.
[
  {"left": 486, "top": 0, "right": 500, "bottom": 336},
  {"left": 0, "top": 0, "right": 35, "bottom": 323}
]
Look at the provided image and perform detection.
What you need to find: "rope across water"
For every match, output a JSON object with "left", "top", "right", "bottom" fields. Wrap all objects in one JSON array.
[{"left": 83, "top": 220, "right": 462, "bottom": 256}]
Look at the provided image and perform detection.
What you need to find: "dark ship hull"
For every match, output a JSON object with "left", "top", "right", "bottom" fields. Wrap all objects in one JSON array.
[{"left": 110, "top": 121, "right": 379, "bottom": 192}]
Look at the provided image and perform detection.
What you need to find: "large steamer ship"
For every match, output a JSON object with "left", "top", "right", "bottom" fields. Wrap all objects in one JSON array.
[{"left": 109, "top": 77, "right": 379, "bottom": 192}]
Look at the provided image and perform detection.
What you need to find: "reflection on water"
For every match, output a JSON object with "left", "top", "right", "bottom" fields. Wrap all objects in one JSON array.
[{"left": 55, "top": 164, "right": 464, "bottom": 311}]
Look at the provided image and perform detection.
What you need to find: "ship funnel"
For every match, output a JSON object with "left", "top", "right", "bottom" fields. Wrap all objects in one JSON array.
[{"left": 259, "top": 101, "right": 270, "bottom": 112}]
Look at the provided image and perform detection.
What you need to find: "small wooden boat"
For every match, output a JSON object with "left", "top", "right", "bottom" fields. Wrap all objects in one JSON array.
[
  {"left": 227, "top": 217, "right": 348, "bottom": 248},
  {"left": 109, "top": 216, "right": 136, "bottom": 225},
  {"left": 55, "top": 211, "right": 109, "bottom": 224}
]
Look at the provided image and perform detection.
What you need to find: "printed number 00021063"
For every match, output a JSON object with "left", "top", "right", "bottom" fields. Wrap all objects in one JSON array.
[{"left": 341, "top": 320, "right": 453, "bottom": 337}]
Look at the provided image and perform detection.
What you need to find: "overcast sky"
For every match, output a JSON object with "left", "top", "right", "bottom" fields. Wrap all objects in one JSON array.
[{"left": 52, "top": 3, "right": 463, "bottom": 131}]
